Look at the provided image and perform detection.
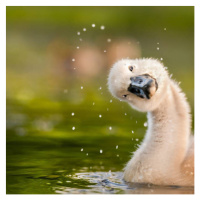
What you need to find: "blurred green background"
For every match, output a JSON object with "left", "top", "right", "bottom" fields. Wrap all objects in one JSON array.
[{"left": 6, "top": 6, "right": 194, "bottom": 194}]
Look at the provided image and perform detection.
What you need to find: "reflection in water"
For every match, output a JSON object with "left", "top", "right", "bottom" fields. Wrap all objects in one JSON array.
[
  {"left": 6, "top": 123, "right": 194, "bottom": 194},
  {"left": 53, "top": 171, "right": 194, "bottom": 194}
]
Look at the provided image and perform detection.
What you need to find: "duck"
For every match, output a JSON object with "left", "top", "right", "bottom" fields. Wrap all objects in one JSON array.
[{"left": 108, "top": 58, "right": 194, "bottom": 186}]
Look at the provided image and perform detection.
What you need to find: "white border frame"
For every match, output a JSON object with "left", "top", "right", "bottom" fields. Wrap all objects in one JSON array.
[{"left": 1, "top": 1, "right": 199, "bottom": 200}]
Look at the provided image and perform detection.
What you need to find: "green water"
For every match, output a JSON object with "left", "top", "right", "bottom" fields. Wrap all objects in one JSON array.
[{"left": 6, "top": 94, "right": 142, "bottom": 194}]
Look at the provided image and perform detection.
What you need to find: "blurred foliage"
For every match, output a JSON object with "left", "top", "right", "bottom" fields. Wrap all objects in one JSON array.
[
  {"left": 6, "top": 6, "right": 194, "bottom": 194},
  {"left": 7, "top": 6, "right": 193, "bottom": 31}
]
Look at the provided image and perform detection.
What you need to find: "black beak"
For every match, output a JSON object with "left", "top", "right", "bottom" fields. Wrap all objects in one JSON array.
[{"left": 128, "top": 74, "right": 158, "bottom": 99}]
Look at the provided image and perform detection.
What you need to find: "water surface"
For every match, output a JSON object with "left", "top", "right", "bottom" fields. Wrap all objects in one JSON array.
[{"left": 7, "top": 106, "right": 194, "bottom": 194}]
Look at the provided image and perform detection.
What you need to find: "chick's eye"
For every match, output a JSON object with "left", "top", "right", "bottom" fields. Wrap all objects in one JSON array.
[{"left": 129, "top": 66, "right": 134, "bottom": 72}]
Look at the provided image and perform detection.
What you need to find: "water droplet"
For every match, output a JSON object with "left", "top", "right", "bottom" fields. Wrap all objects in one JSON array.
[
  {"left": 109, "top": 126, "right": 112, "bottom": 130},
  {"left": 132, "top": 130, "right": 134, "bottom": 134},
  {"left": 116, "top": 145, "right": 118, "bottom": 149},
  {"left": 71, "top": 112, "right": 75, "bottom": 116},
  {"left": 72, "top": 126, "right": 75, "bottom": 130},
  {"left": 81, "top": 148, "right": 83, "bottom": 151},
  {"left": 144, "top": 122, "right": 148, "bottom": 127},
  {"left": 86, "top": 153, "right": 88, "bottom": 156},
  {"left": 104, "top": 50, "right": 107, "bottom": 53},
  {"left": 136, "top": 138, "right": 139, "bottom": 141},
  {"left": 83, "top": 28, "right": 86, "bottom": 31},
  {"left": 100, "top": 25, "right": 105, "bottom": 30},
  {"left": 77, "top": 32, "right": 80, "bottom": 35},
  {"left": 92, "top": 102, "right": 95, "bottom": 105},
  {"left": 125, "top": 113, "right": 127, "bottom": 116},
  {"left": 136, "top": 121, "right": 137, "bottom": 124},
  {"left": 81, "top": 86, "right": 83, "bottom": 89},
  {"left": 77, "top": 46, "right": 80, "bottom": 49},
  {"left": 99, "top": 114, "right": 102, "bottom": 118},
  {"left": 110, "top": 99, "right": 113, "bottom": 103},
  {"left": 107, "top": 38, "right": 111, "bottom": 42},
  {"left": 92, "top": 24, "right": 95, "bottom": 27},
  {"left": 157, "top": 47, "right": 159, "bottom": 50},
  {"left": 164, "top": 28, "right": 167, "bottom": 31},
  {"left": 117, "top": 154, "right": 119, "bottom": 157},
  {"left": 79, "top": 38, "right": 83, "bottom": 41},
  {"left": 107, "top": 170, "right": 112, "bottom": 177},
  {"left": 99, "top": 86, "right": 102, "bottom": 90},
  {"left": 160, "top": 58, "right": 163, "bottom": 61},
  {"left": 72, "top": 58, "right": 75, "bottom": 62},
  {"left": 157, "top": 42, "right": 159, "bottom": 44},
  {"left": 100, "top": 149, "right": 103, "bottom": 153}
]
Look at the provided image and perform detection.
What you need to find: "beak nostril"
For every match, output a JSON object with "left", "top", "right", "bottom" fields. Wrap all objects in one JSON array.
[
  {"left": 131, "top": 77, "right": 143, "bottom": 85},
  {"left": 138, "top": 79, "right": 143, "bottom": 84}
]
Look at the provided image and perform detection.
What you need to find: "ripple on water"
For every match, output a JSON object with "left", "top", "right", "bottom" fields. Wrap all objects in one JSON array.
[{"left": 52, "top": 171, "right": 194, "bottom": 194}]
